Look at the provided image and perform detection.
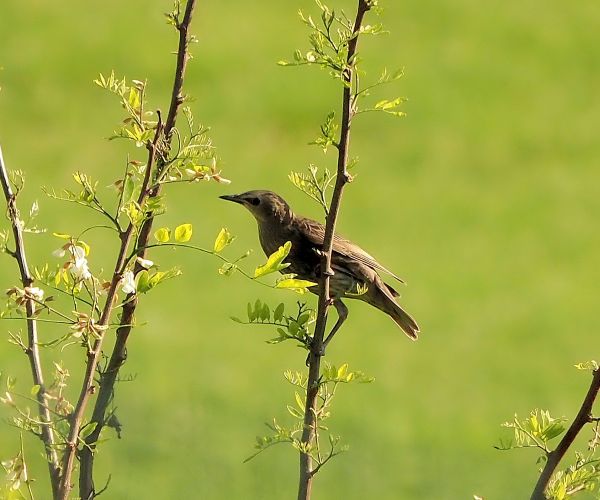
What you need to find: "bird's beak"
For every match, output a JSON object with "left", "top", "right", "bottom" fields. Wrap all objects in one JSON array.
[{"left": 219, "top": 194, "right": 244, "bottom": 204}]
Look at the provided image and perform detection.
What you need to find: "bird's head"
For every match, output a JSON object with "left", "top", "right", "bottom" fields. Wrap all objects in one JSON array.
[{"left": 219, "top": 190, "right": 293, "bottom": 223}]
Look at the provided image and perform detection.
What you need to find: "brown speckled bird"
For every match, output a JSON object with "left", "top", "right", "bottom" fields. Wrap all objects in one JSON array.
[{"left": 220, "top": 190, "right": 419, "bottom": 350}]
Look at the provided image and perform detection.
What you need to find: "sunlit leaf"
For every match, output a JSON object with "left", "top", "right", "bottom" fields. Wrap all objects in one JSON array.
[
  {"left": 174, "top": 223, "right": 193, "bottom": 242},
  {"left": 254, "top": 241, "right": 292, "bottom": 278},
  {"left": 213, "top": 227, "right": 233, "bottom": 253},
  {"left": 154, "top": 227, "right": 170, "bottom": 243},
  {"left": 275, "top": 278, "right": 317, "bottom": 293}
]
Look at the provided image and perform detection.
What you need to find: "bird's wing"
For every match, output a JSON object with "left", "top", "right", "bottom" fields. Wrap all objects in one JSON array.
[{"left": 297, "top": 217, "right": 405, "bottom": 283}]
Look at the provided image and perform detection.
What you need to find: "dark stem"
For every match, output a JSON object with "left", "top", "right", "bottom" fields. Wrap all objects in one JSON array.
[
  {"left": 0, "top": 145, "right": 61, "bottom": 499},
  {"left": 297, "top": 2, "right": 370, "bottom": 499},
  {"left": 77, "top": 1, "right": 197, "bottom": 498},
  {"left": 530, "top": 368, "right": 600, "bottom": 500}
]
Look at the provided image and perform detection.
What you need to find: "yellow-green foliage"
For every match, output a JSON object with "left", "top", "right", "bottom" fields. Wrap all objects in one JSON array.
[{"left": 1, "top": 0, "right": 599, "bottom": 498}]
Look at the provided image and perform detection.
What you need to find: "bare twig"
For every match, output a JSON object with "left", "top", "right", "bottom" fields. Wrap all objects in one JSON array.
[
  {"left": 530, "top": 368, "right": 600, "bottom": 500},
  {"left": 77, "top": 2, "right": 197, "bottom": 498},
  {"left": 297, "top": 2, "right": 371, "bottom": 499},
  {"left": 0, "top": 145, "right": 61, "bottom": 499}
]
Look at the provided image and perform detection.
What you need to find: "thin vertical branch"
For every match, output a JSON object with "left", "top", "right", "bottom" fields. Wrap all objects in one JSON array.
[
  {"left": 297, "top": 1, "right": 371, "bottom": 499},
  {"left": 530, "top": 369, "right": 600, "bottom": 500},
  {"left": 78, "top": 1, "right": 197, "bottom": 498},
  {"left": 0, "top": 145, "right": 61, "bottom": 499}
]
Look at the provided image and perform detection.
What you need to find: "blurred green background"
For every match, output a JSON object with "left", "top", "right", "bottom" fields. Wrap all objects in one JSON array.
[{"left": 1, "top": 0, "right": 599, "bottom": 498}]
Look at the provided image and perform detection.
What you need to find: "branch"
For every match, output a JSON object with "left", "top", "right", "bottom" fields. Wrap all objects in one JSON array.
[
  {"left": 297, "top": 2, "right": 371, "bottom": 499},
  {"left": 0, "top": 145, "right": 61, "bottom": 499},
  {"left": 77, "top": 2, "right": 197, "bottom": 498},
  {"left": 531, "top": 368, "right": 600, "bottom": 500},
  {"left": 56, "top": 112, "right": 164, "bottom": 500}
]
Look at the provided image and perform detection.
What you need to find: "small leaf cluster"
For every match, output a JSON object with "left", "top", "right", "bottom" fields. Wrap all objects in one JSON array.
[
  {"left": 95, "top": 72, "right": 227, "bottom": 197},
  {"left": 0, "top": 441, "right": 29, "bottom": 499},
  {"left": 1, "top": 363, "right": 74, "bottom": 449},
  {"left": 279, "top": 0, "right": 405, "bottom": 117},
  {"left": 234, "top": 301, "right": 315, "bottom": 348},
  {"left": 136, "top": 267, "right": 182, "bottom": 295},
  {"left": 153, "top": 223, "right": 193, "bottom": 243},
  {"left": 279, "top": 1, "right": 383, "bottom": 81},
  {"left": 94, "top": 72, "right": 155, "bottom": 147},
  {"left": 246, "top": 362, "right": 372, "bottom": 468},
  {"left": 280, "top": 0, "right": 406, "bottom": 224},
  {"left": 289, "top": 164, "right": 336, "bottom": 214},
  {"left": 546, "top": 450, "right": 600, "bottom": 500},
  {"left": 497, "top": 409, "right": 567, "bottom": 454},
  {"left": 498, "top": 362, "right": 600, "bottom": 499},
  {"left": 213, "top": 227, "right": 249, "bottom": 277},
  {"left": 161, "top": 109, "right": 226, "bottom": 187},
  {"left": 309, "top": 111, "right": 339, "bottom": 153}
]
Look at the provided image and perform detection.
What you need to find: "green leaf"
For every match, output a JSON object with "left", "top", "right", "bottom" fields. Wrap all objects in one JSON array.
[
  {"left": 260, "top": 303, "right": 270, "bottom": 321},
  {"left": 254, "top": 241, "right": 292, "bottom": 278},
  {"left": 122, "top": 175, "right": 135, "bottom": 204},
  {"left": 128, "top": 87, "right": 141, "bottom": 110},
  {"left": 575, "top": 360, "right": 599, "bottom": 371},
  {"left": 297, "top": 312, "right": 311, "bottom": 325},
  {"left": 31, "top": 384, "right": 41, "bottom": 396},
  {"left": 53, "top": 232, "right": 71, "bottom": 239},
  {"left": 337, "top": 363, "right": 348, "bottom": 379},
  {"left": 79, "top": 422, "right": 98, "bottom": 440},
  {"left": 247, "top": 302, "right": 253, "bottom": 322},
  {"left": 276, "top": 278, "right": 317, "bottom": 293},
  {"left": 174, "top": 223, "right": 193, "bottom": 242},
  {"left": 287, "top": 405, "right": 303, "bottom": 418},
  {"left": 148, "top": 271, "right": 166, "bottom": 288},
  {"left": 136, "top": 268, "right": 181, "bottom": 294},
  {"left": 136, "top": 270, "right": 151, "bottom": 293},
  {"left": 214, "top": 227, "right": 233, "bottom": 253},
  {"left": 274, "top": 303, "right": 285, "bottom": 321},
  {"left": 295, "top": 391, "right": 305, "bottom": 411},
  {"left": 218, "top": 262, "right": 237, "bottom": 276},
  {"left": 154, "top": 227, "right": 170, "bottom": 243},
  {"left": 543, "top": 422, "right": 566, "bottom": 441}
]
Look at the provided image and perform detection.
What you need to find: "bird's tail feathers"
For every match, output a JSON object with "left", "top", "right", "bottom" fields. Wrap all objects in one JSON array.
[{"left": 387, "top": 300, "right": 419, "bottom": 340}]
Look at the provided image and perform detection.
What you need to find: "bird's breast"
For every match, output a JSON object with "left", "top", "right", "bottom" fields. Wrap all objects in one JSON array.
[{"left": 257, "top": 222, "right": 288, "bottom": 257}]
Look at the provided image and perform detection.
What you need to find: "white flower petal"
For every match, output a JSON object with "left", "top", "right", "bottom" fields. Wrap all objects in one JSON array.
[
  {"left": 52, "top": 248, "right": 66, "bottom": 258},
  {"left": 70, "top": 245, "right": 86, "bottom": 260},
  {"left": 121, "top": 270, "right": 136, "bottom": 294},
  {"left": 25, "top": 287, "right": 44, "bottom": 300},
  {"left": 136, "top": 257, "right": 154, "bottom": 269}
]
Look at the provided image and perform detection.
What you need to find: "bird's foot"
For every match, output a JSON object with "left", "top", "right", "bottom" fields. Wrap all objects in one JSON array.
[{"left": 305, "top": 340, "right": 326, "bottom": 366}]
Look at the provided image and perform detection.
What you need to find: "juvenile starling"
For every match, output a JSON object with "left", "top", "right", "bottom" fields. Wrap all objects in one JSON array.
[{"left": 220, "top": 190, "right": 419, "bottom": 349}]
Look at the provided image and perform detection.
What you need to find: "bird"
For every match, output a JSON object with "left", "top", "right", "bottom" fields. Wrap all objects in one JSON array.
[{"left": 219, "top": 190, "right": 419, "bottom": 352}]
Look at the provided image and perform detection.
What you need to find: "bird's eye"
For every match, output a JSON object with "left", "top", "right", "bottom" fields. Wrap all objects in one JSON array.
[{"left": 249, "top": 197, "right": 260, "bottom": 206}]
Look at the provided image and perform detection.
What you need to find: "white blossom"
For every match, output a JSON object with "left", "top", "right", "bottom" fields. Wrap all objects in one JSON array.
[
  {"left": 121, "top": 270, "right": 136, "bottom": 294},
  {"left": 136, "top": 257, "right": 154, "bottom": 269},
  {"left": 70, "top": 245, "right": 92, "bottom": 280},
  {"left": 24, "top": 286, "right": 44, "bottom": 301}
]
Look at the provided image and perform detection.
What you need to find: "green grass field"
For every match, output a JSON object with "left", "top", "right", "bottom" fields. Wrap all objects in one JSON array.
[{"left": 1, "top": 0, "right": 599, "bottom": 498}]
